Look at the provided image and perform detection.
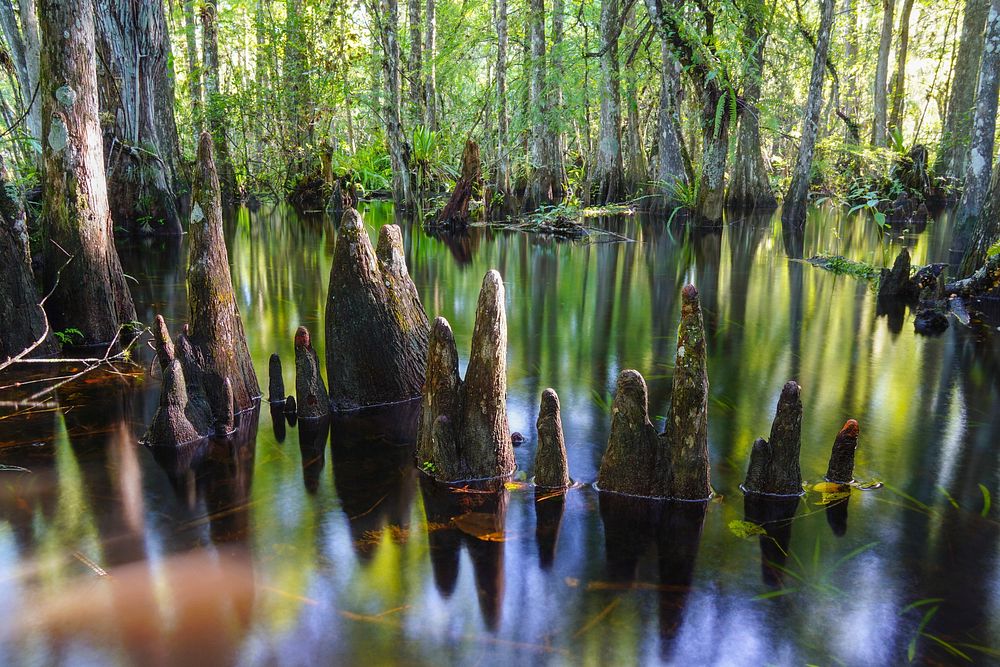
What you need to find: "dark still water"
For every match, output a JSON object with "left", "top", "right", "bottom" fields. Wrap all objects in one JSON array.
[{"left": 1, "top": 203, "right": 998, "bottom": 666}]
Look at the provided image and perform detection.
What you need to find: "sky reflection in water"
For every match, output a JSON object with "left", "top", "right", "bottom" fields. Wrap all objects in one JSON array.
[{"left": 0, "top": 203, "right": 998, "bottom": 665}]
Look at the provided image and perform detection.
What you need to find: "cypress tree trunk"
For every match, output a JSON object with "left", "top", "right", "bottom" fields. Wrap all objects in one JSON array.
[
  {"left": 939, "top": 0, "right": 990, "bottom": 178},
  {"left": 872, "top": 0, "right": 895, "bottom": 146},
  {"left": 524, "top": 0, "right": 565, "bottom": 209},
  {"left": 956, "top": 0, "right": 1000, "bottom": 227},
  {"left": 494, "top": 0, "right": 511, "bottom": 199},
  {"left": 888, "top": 0, "right": 916, "bottom": 132},
  {"left": 726, "top": 0, "right": 776, "bottom": 210},
  {"left": 594, "top": 0, "right": 625, "bottom": 204},
  {"left": 95, "top": 0, "right": 184, "bottom": 235},
  {"left": 783, "top": 0, "right": 836, "bottom": 228},
  {"left": 621, "top": 6, "right": 647, "bottom": 194},
  {"left": 379, "top": 0, "right": 415, "bottom": 208},
  {"left": 652, "top": 35, "right": 686, "bottom": 203},
  {"left": 39, "top": 0, "right": 136, "bottom": 346},
  {"left": 184, "top": 0, "right": 203, "bottom": 138},
  {"left": 698, "top": 87, "right": 730, "bottom": 223},
  {"left": 201, "top": 2, "right": 238, "bottom": 202},
  {"left": 550, "top": 0, "right": 567, "bottom": 198},
  {"left": 407, "top": 0, "right": 423, "bottom": 123},
  {"left": 0, "top": 0, "right": 41, "bottom": 145},
  {"left": 424, "top": 0, "right": 437, "bottom": 130},
  {"left": 841, "top": 0, "right": 859, "bottom": 143}
]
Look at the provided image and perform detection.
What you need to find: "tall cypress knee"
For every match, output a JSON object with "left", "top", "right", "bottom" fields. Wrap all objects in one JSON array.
[
  {"left": 294, "top": 326, "right": 329, "bottom": 420},
  {"left": 826, "top": 419, "right": 860, "bottom": 483},
  {"left": 534, "top": 388, "right": 570, "bottom": 488},
  {"left": 742, "top": 381, "right": 804, "bottom": 495},
  {"left": 597, "top": 369, "right": 661, "bottom": 496},
  {"left": 187, "top": 131, "right": 260, "bottom": 413}
]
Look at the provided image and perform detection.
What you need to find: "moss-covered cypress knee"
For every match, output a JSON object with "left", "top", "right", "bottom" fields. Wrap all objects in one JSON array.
[{"left": 534, "top": 388, "right": 570, "bottom": 488}]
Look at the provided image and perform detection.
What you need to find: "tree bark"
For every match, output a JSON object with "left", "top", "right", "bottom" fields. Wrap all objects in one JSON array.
[
  {"left": 184, "top": 0, "right": 202, "bottom": 139},
  {"left": 493, "top": 0, "right": 511, "bottom": 199},
  {"left": 841, "top": 0, "right": 859, "bottom": 144},
  {"left": 0, "top": 0, "right": 41, "bottom": 145},
  {"left": 423, "top": 0, "right": 437, "bottom": 130},
  {"left": 782, "top": 0, "right": 836, "bottom": 229},
  {"left": 960, "top": 152, "right": 1000, "bottom": 274},
  {"left": 200, "top": 2, "right": 238, "bottom": 202},
  {"left": 652, "top": 34, "right": 686, "bottom": 204},
  {"left": 872, "top": 0, "right": 895, "bottom": 146},
  {"left": 39, "top": 0, "right": 136, "bottom": 346},
  {"left": 594, "top": 0, "right": 625, "bottom": 204},
  {"left": 379, "top": 0, "right": 415, "bottom": 208},
  {"left": 436, "top": 140, "right": 482, "bottom": 227},
  {"left": 888, "top": 0, "right": 915, "bottom": 132},
  {"left": 407, "top": 0, "right": 422, "bottom": 124},
  {"left": 742, "top": 381, "right": 803, "bottom": 496},
  {"left": 534, "top": 388, "right": 570, "bottom": 488},
  {"left": 726, "top": 0, "right": 776, "bottom": 210},
  {"left": 956, "top": 0, "right": 1000, "bottom": 227},
  {"left": 621, "top": 7, "right": 648, "bottom": 194},
  {"left": 939, "top": 0, "right": 990, "bottom": 178},
  {"left": 284, "top": 0, "right": 311, "bottom": 154},
  {"left": 95, "top": 0, "right": 184, "bottom": 235},
  {"left": 524, "top": 0, "right": 565, "bottom": 209}
]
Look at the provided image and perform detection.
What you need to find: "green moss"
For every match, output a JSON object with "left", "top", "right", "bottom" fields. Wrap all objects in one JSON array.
[{"left": 806, "top": 254, "right": 881, "bottom": 282}]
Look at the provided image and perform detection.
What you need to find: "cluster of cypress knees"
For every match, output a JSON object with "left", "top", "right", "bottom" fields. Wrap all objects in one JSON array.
[{"left": 145, "top": 136, "right": 862, "bottom": 497}]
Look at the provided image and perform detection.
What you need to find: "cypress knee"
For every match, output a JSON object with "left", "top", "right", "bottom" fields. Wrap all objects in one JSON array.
[
  {"left": 877, "top": 248, "right": 917, "bottom": 300},
  {"left": 665, "top": 284, "right": 712, "bottom": 500},
  {"left": 597, "top": 370, "right": 661, "bottom": 496},
  {"left": 326, "top": 208, "right": 430, "bottom": 409},
  {"left": 268, "top": 353, "right": 285, "bottom": 403},
  {"left": 294, "top": 326, "right": 329, "bottom": 420},
  {"left": 534, "top": 388, "right": 570, "bottom": 488},
  {"left": 742, "top": 381, "right": 804, "bottom": 496},
  {"left": 146, "top": 358, "right": 201, "bottom": 446},
  {"left": 416, "top": 271, "right": 514, "bottom": 481},
  {"left": 187, "top": 131, "right": 260, "bottom": 413},
  {"left": 826, "top": 419, "right": 860, "bottom": 483}
]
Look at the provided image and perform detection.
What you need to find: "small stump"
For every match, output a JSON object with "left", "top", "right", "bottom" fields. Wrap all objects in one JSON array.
[{"left": 742, "top": 381, "right": 804, "bottom": 496}]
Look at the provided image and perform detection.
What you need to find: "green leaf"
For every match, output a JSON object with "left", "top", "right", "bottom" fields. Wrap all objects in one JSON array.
[
  {"left": 728, "top": 519, "right": 766, "bottom": 539},
  {"left": 979, "top": 484, "right": 991, "bottom": 517}
]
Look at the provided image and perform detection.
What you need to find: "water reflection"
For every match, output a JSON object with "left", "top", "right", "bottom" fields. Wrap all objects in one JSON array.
[{"left": 0, "top": 202, "right": 998, "bottom": 664}]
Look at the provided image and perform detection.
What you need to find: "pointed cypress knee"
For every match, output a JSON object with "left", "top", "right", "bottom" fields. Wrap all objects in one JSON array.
[
  {"left": 146, "top": 359, "right": 201, "bottom": 445},
  {"left": 153, "top": 315, "right": 175, "bottom": 371},
  {"left": 742, "top": 381, "right": 804, "bottom": 496},
  {"left": 877, "top": 247, "right": 917, "bottom": 300},
  {"left": 597, "top": 370, "right": 661, "bottom": 496},
  {"left": 534, "top": 389, "right": 570, "bottom": 488},
  {"left": 460, "top": 270, "right": 514, "bottom": 478},
  {"left": 268, "top": 353, "right": 285, "bottom": 404},
  {"left": 294, "top": 326, "right": 330, "bottom": 420},
  {"left": 325, "top": 208, "right": 430, "bottom": 410},
  {"left": 187, "top": 131, "right": 260, "bottom": 412},
  {"left": 416, "top": 272, "right": 514, "bottom": 481},
  {"left": 826, "top": 419, "right": 859, "bottom": 483},
  {"left": 665, "top": 284, "right": 711, "bottom": 500}
]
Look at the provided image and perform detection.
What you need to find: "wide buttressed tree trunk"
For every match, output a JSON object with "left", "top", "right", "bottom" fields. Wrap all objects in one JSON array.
[
  {"left": 939, "top": 0, "right": 990, "bottom": 178},
  {"left": 782, "top": 0, "right": 836, "bottom": 229},
  {"left": 38, "top": 0, "right": 136, "bottom": 346},
  {"left": 187, "top": 131, "right": 260, "bottom": 411},
  {"left": 0, "top": 171, "right": 56, "bottom": 359},
  {"left": 871, "top": 0, "right": 895, "bottom": 146},
  {"left": 379, "top": 0, "right": 415, "bottom": 208},
  {"left": 727, "top": 0, "right": 776, "bottom": 211},
  {"left": 593, "top": 0, "right": 625, "bottom": 204},
  {"left": 95, "top": 0, "right": 185, "bottom": 235},
  {"left": 956, "top": 0, "right": 1000, "bottom": 227},
  {"left": 201, "top": 1, "right": 238, "bottom": 203}
]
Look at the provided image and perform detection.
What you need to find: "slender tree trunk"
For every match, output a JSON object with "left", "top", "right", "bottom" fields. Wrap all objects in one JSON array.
[
  {"left": 494, "top": 0, "right": 511, "bottom": 198},
  {"left": 550, "top": 0, "right": 567, "bottom": 197},
  {"left": 594, "top": 0, "right": 625, "bottom": 204},
  {"left": 201, "top": 2, "right": 238, "bottom": 202},
  {"left": 653, "top": 34, "right": 686, "bottom": 201},
  {"left": 872, "top": 0, "right": 895, "bottom": 146},
  {"left": 95, "top": 0, "right": 184, "bottom": 235},
  {"left": 956, "top": 0, "right": 1000, "bottom": 226},
  {"left": 622, "top": 17, "right": 647, "bottom": 193},
  {"left": 185, "top": 0, "right": 202, "bottom": 137},
  {"left": 727, "top": 0, "right": 776, "bottom": 210},
  {"left": 19, "top": 0, "right": 40, "bottom": 143},
  {"left": 782, "top": 0, "right": 836, "bottom": 228},
  {"left": 423, "top": 0, "right": 437, "bottom": 130},
  {"left": 407, "top": 0, "right": 422, "bottom": 124},
  {"left": 38, "top": 0, "right": 136, "bottom": 346},
  {"left": 841, "top": 0, "right": 858, "bottom": 143},
  {"left": 888, "top": 0, "right": 915, "bottom": 132},
  {"left": 939, "top": 0, "right": 990, "bottom": 178},
  {"left": 380, "top": 0, "right": 415, "bottom": 207}
]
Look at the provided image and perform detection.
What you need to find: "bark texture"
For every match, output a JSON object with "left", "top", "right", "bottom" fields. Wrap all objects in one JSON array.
[
  {"left": 39, "top": 0, "right": 137, "bottom": 346},
  {"left": 961, "top": 163, "right": 1000, "bottom": 274},
  {"left": 956, "top": 0, "right": 1000, "bottom": 225},
  {"left": 594, "top": 0, "right": 625, "bottom": 204},
  {"left": 200, "top": 2, "right": 238, "bottom": 202},
  {"left": 782, "top": 0, "right": 835, "bottom": 228},
  {"left": 888, "top": 0, "right": 915, "bottom": 132},
  {"left": 0, "top": 0, "right": 41, "bottom": 146},
  {"left": 742, "top": 381, "right": 803, "bottom": 496},
  {"left": 493, "top": 0, "right": 511, "bottom": 199},
  {"left": 0, "top": 175, "right": 56, "bottom": 359},
  {"left": 534, "top": 388, "right": 570, "bottom": 488},
  {"left": 187, "top": 131, "right": 260, "bottom": 412},
  {"left": 95, "top": 0, "right": 184, "bottom": 235},
  {"left": 436, "top": 140, "right": 482, "bottom": 228},
  {"left": 294, "top": 326, "right": 329, "bottom": 420},
  {"left": 872, "top": 0, "right": 895, "bottom": 146},
  {"left": 326, "top": 209, "right": 430, "bottom": 409},
  {"left": 826, "top": 419, "right": 859, "bottom": 483},
  {"left": 597, "top": 369, "right": 661, "bottom": 496},
  {"left": 939, "top": 0, "right": 990, "bottom": 178},
  {"left": 379, "top": 0, "right": 415, "bottom": 207},
  {"left": 268, "top": 353, "right": 285, "bottom": 403},
  {"left": 525, "top": 0, "right": 565, "bottom": 209},
  {"left": 416, "top": 271, "right": 514, "bottom": 481},
  {"left": 652, "top": 35, "right": 687, "bottom": 204}
]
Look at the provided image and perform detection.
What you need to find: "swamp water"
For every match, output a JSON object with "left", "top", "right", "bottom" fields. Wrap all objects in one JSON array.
[{"left": 0, "top": 203, "right": 998, "bottom": 665}]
